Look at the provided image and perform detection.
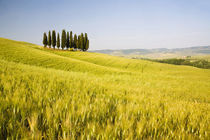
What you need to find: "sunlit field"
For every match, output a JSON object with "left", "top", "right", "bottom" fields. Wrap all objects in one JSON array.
[{"left": 0, "top": 38, "right": 209, "bottom": 139}]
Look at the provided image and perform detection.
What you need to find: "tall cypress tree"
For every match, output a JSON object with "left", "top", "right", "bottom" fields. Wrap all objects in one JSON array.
[
  {"left": 48, "top": 31, "right": 51, "bottom": 48},
  {"left": 70, "top": 31, "right": 73, "bottom": 49},
  {"left": 52, "top": 30, "right": 56, "bottom": 49},
  {"left": 61, "top": 29, "right": 66, "bottom": 50},
  {"left": 66, "top": 32, "right": 70, "bottom": 49},
  {"left": 43, "top": 32, "right": 48, "bottom": 47},
  {"left": 73, "top": 34, "right": 77, "bottom": 50},
  {"left": 78, "top": 35, "right": 81, "bottom": 50},
  {"left": 80, "top": 33, "right": 84, "bottom": 51},
  {"left": 85, "top": 39, "right": 89, "bottom": 51},
  {"left": 57, "top": 33, "right": 60, "bottom": 49},
  {"left": 84, "top": 33, "right": 88, "bottom": 50},
  {"left": 84, "top": 33, "right": 87, "bottom": 48}
]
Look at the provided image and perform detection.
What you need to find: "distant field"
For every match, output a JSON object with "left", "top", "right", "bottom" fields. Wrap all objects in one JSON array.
[{"left": 0, "top": 38, "right": 210, "bottom": 139}]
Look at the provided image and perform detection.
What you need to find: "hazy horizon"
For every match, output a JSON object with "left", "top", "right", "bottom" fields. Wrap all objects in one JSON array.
[{"left": 0, "top": 0, "right": 210, "bottom": 50}]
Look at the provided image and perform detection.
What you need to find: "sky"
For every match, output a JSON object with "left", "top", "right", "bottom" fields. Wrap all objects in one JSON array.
[{"left": 0, "top": 0, "right": 210, "bottom": 50}]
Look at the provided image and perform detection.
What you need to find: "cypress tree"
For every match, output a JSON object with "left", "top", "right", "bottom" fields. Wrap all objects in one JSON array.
[
  {"left": 73, "top": 34, "right": 77, "bottom": 50},
  {"left": 52, "top": 30, "right": 56, "bottom": 49},
  {"left": 43, "top": 32, "right": 48, "bottom": 47},
  {"left": 85, "top": 39, "right": 89, "bottom": 51},
  {"left": 78, "top": 35, "right": 81, "bottom": 50},
  {"left": 66, "top": 32, "right": 70, "bottom": 49},
  {"left": 57, "top": 33, "right": 60, "bottom": 49},
  {"left": 61, "top": 29, "right": 66, "bottom": 50},
  {"left": 70, "top": 31, "right": 73, "bottom": 49},
  {"left": 80, "top": 33, "right": 84, "bottom": 51},
  {"left": 48, "top": 31, "right": 51, "bottom": 48},
  {"left": 84, "top": 33, "right": 88, "bottom": 50}
]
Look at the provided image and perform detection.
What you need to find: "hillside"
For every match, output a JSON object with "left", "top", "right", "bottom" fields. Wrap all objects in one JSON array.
[
  {"left": 92, "top": 46, "right": 210, "bottom": 59},
  {"left": 0, "top": 38, "right": 210, "bottom": 139}
]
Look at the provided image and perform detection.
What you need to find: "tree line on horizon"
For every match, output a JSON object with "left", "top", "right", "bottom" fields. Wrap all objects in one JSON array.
[
  {"left": 153, "top": 58, "right": 210, "bottom": 69},
  {"left": 43, "top": 29, "right": 89, "bottom": 51}
]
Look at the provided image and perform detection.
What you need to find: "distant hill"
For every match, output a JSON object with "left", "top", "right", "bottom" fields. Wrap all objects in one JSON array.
[{"left": 91, "top": 46, "right": 210, "bottom": 59}]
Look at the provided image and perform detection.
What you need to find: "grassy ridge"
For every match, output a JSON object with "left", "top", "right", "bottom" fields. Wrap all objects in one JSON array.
[
  {"left": 0, "top": 38, "right": 210, "bottom": 139},
  {"left": 0, "top": 38, "right": 131, "bottom": 75}
]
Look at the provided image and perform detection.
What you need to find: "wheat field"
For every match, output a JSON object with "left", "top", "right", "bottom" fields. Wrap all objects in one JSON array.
[{"left": 0, "top": 38, "right": 209, "bottom": 139}]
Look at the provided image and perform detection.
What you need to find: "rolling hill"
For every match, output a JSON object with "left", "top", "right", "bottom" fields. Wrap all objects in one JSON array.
[{"left": 0, "top": 38, "right": 209, "bottom": 139}]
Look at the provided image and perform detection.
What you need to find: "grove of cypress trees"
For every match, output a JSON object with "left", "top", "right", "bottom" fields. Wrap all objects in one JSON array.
[
  {"left": 61, "top": 29, "right": 66, "bottom": 50},
  {"left": 48, "top": 31, "right": 51, "bottom": 48},
  {"left": 52, "top": 30, "right": 56, "bottom": 49},
  {"left": 66, "top": 32, "right": 70, "bottom": 49},
  {"left": 70, "top": 31, "right": 73, "bottom": 49},
  {"left": 73, "top": 34, "right": 77, "bottom": 49},
  {"left": 57, "top": 33, "right": 60, "bottom": 49},
  {"left": 43, "top": 32, "right": 48, "bottom": 47},
  {"left": 42, "top": 30, "right": 89, "bottom": 50}
]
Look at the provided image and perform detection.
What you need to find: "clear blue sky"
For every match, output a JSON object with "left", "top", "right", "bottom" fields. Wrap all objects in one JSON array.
[{"left": 0, "top": 0, "right": 210, "bottom": 50}]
